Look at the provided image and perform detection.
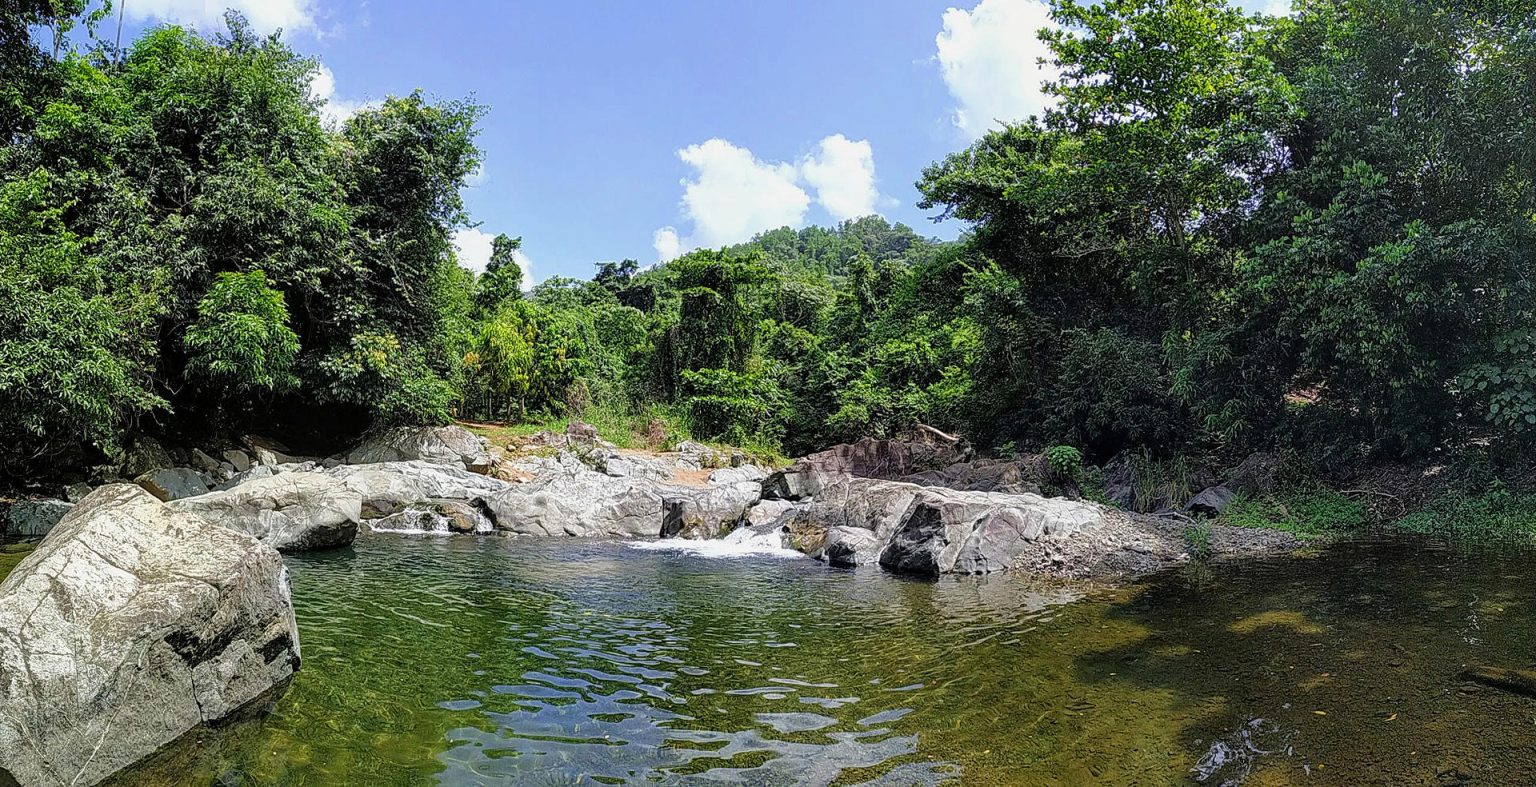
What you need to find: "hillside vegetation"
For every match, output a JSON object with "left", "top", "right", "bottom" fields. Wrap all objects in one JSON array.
[{"left": 5, "top": 0, "right": 1536, "bottom": 521}]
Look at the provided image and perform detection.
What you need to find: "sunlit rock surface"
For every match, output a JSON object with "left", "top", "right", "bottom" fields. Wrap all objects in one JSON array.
[{"left": 0, "top": 485, "right": 299, "bottom": 787}]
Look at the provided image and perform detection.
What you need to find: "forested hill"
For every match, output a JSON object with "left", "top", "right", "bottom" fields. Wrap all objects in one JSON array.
[{"left": 4, "top": 0, "right": 1536, "bottom": 488}]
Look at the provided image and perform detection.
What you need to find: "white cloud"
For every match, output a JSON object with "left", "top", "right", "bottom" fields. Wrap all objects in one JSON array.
[
  {"left": 936, "top": 0, "right": 1059, "bottom": 140},
  {"left": 126, "top": 0, "right": 316, "bottom": 34},
  {"left": 308, "top": 64, "right": 379, "bottom": 127},
  {"left": 653, "top": 227, "right": 682, "bottom": 263},
  {"left": 452, "top": 228, "right": 533, "bottom": 291},
  {"left": 677, "top": 139, "right": 811, "bottom": 249},
  {"left": 799, "top": 134, "right": 882, "bottom": 222},
  {"left": 653, "top": 135, "right": 889, "bottom": 259}
]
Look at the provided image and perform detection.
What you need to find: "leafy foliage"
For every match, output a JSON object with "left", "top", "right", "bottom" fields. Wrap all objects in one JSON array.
[{"left": 185, "top": 271, "right": 299, "bottom": 397}]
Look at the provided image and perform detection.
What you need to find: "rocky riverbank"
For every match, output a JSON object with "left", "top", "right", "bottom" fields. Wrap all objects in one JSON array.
[
  {"left": 0, "top": 422, "right": 1306, "bottom": 785},
  {"left": 2, "top": 423, "right": 1302, "bottom": 579}
]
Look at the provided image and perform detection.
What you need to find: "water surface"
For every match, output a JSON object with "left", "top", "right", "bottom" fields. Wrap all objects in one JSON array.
[{"left": 109, "top": 534, "right": 1536, "bottom": 785}]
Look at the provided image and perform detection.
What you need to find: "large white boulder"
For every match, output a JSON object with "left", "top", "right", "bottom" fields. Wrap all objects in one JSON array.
[
  {"left": 171, "top": 474, "right": 361, "bottom": 552},
  {"left": 343, "top": 426, "right": 492, "bottom": 473},
  {"left": 0, "top": 485, "right": 300, "bottom": 786},
  {"left": 324, "top": 461, "right": 512, "bottom": 519}
]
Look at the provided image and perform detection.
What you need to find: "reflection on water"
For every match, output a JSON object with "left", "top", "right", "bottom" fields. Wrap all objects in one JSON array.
[{"left": 111, "top": 534, "right": 1536, "bottom": 785}]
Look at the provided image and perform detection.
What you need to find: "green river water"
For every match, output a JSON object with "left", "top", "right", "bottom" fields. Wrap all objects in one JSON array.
[{"left": 79, "top": 532, "right": 1536, "bottom": 785}]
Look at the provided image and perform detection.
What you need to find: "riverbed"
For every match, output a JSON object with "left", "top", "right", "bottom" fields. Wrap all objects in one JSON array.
[{"left": 101, "top": 532, "right": 1536, "bottom": 785}]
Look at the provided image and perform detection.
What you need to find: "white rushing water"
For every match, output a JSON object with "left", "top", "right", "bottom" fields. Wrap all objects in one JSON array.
[{"left": 625, "top": 526, "right": 806, "bottom": 559}]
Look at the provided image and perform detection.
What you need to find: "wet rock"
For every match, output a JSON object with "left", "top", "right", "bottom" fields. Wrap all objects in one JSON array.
[
  {"left": 135, "top": 467, "right": 214, "bottom": 501},
  {"left": 370, "top": 499, "right": 493, "bottom": 535},
  {"left": 661, "top": 479, "right": 763, "bottom": 539},
  {"left": 0, "top": 485, "right": 299, "bottom": 787},
  {"left": 344, "top": 426, "right": 493, "bottom": 473},
  {"left": 63, "top": 482, "right": 93, "bottom": 503},
  {"left": 170, "top": 474, "right": 361, "bottom": 551},
  {"left": 743, "top": 499, "right": 796, "bottom": 528},
  {"left": 5, "top": 499, "right": 73, "bottom": 537},
  {"left": 1186, "top": 485, "right": 1236, "bottom": 517}
]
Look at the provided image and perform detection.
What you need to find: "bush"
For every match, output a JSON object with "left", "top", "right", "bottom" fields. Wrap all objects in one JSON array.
[
  {"left": 184, "top": 271, "right": 299, "bottom": 397},
  {"left": 1394, "top": 485, "right": 1536, "bottom": 543},
  {"left": 1045, "top": 445, "right": 1084, "bottom": 480},
  {"left": 680, "top": 367, "right": 784, "bottom": 447},
  {"left": 1044, "top": 328, "right": 1186, "bottom": 459},
  {"left": 1219, "top": 488, "right": 1365, "bottom": 539}
]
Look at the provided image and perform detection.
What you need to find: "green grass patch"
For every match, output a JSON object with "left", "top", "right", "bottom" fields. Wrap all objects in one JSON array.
[
  {"left": 1217, "top": 488, "right": 1365, "bottom": 539},
  {"left": 1393, "top": 487, "right": 1536, "bottom": 543}
]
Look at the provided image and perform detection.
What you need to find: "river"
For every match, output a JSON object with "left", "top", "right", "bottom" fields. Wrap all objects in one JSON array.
[{"left": 105, "top": 532, "right": 1536, "bottom": 785}]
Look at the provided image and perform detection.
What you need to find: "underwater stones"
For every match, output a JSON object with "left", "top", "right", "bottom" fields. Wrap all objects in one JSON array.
[
  {"left": 0, "top": 485, "right": 299, "bottom": 787},
  {"left": 170, "top": 474, "right": 361, "bottom": 552},
  {"left": 344, "top": 426, "right": 493, "bottom": 473}
]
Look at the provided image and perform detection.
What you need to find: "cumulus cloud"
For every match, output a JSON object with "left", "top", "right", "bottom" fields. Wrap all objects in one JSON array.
[
  {"left": 452, "top": 228, "right": 533, "bottom": 290},
  {"left": 800, "top": 134, "right": 881, "bottom": 222},
  {"left": 653, "top": 227, "right": 682, "bottom": 263},
  {"left": 308, "top": 64, "right": 379, "bottom": 127},
  {"left": 676, "top": 139, "right": 811, "bottom": 250},
  {"left": 653, "top": 135, "right": 887, "bottom": 260},
  {"left": 936, "top": 0, "right": 1059, "bottom": 139},
  {"left": 126, "top": 0, "right": 317, "bottom": 34}
]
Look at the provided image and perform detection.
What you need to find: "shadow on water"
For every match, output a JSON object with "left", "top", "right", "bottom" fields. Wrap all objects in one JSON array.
[
  {"left": 101, "top": 533, "right": 1536, "bottom": 786},
  {"left": 1069, "top": 537, "right": 1536, "bottom": 785}
]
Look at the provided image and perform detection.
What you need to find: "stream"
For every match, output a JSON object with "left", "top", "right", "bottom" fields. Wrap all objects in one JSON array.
[{"left": 102, "top": 533, "right": 1536, "bottom": 785}]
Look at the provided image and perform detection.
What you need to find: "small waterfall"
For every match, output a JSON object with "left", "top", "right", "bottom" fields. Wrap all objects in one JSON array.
[{"left": 626, "top": 524, "right": 803, "bottom": 559}]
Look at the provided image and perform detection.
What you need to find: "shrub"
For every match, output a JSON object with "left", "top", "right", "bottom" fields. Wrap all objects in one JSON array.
[
  {"left": 184, "top": 271, "right": 299, "bottom": 397},
  {"left": 1045, "top": 445, "right": 1084, "bottom": 480},
  {"left": 1220, "top": 488, "right": 1365, "bottom": 539}
]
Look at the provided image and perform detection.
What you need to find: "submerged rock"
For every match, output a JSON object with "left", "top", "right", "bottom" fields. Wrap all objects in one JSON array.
[
  {"left": 0, "top": 485, "right": 299, "bottom": 787},
  {"left": 344, "top": 426, "right": 492, "bottom": 473},
  {"left": 4, "top": 499, "right": 73, "bottom": 538},
  {"left": 170, "top": 474, "right": 361, "bottom": 551}
]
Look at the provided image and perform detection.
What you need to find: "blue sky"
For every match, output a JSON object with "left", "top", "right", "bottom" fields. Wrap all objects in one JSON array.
[{"left": 107, "top": 0, "right": 1280, "bottom": 284}]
